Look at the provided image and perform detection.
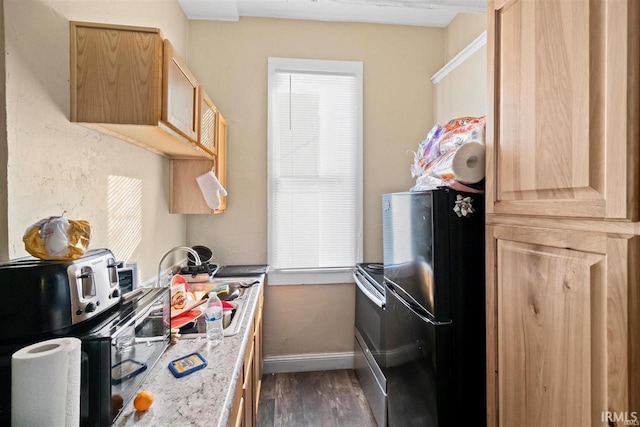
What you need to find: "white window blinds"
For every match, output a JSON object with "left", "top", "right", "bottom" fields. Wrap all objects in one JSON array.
[{"left": 268, "top": 58, "right": 363, "bottom": 277}]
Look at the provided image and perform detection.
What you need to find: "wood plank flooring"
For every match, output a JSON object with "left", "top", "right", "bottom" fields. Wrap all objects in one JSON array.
[{"left": 256, "top": 369, "right": 377, "bottom": 427}]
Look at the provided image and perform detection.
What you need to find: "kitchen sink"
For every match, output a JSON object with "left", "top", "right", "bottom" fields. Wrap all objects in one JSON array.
[{"left": 176, "top": 278, "right": 254, "bottom": 338}]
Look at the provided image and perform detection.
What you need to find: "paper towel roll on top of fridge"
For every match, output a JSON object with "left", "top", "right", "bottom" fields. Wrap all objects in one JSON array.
[
  {"left": 12, "top": 337, "right": 81, "bottom": 427},
  {"left": 429, "top": 141, "right": 485, "bottom": 184}
]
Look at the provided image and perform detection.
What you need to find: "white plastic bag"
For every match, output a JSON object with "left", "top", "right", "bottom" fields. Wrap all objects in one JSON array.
[{"left": 23, "top": 215, "right": 91, "bottom": 260}]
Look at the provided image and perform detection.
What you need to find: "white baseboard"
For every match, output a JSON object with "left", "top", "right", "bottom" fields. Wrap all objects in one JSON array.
[{"left": 263, "top": 351, "right": 354, "bottom": 374}]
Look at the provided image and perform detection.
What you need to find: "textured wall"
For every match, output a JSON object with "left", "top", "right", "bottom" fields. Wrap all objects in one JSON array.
[
  {"left": 3, "top": 0, "right": 189, "bottom": 280},
  {"left": 185, "top": 17, "right": 444, "bottom": 357}
]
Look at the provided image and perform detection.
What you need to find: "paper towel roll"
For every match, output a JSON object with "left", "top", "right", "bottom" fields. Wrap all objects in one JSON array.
[
  {"left": 430, "top": 141, "right": 485, "bottom": 184},
  {"left": 12, "top": 337, "right": 81, "bottom": 427}
]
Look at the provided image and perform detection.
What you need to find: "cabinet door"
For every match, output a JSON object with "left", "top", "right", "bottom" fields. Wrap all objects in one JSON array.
[
  {"left": 253, "top": 295, "right": 263, "bottom": 416},
  {"left": 487, "top": 0, "right": 640, "bottom": 220},
  {"left": 243, "top": 340, "right": 255, "bottom": 427},
  {"left": 214, "top": 112, "right": 228, "bottom": 213},
  {"left": 234, "top": 397, "right": 244, "bottom": 427},
  {"left": 70, "top": 22, "right": 163, "bottom": 125},
  {"left": 228, "top": 371, "right": 244, "bottom": 427},
  {"left": 486, "top": 225, "right": 640, "bottom": 427},
  {"left": 162, "top": 40, "right": 198, "bottom": 142},
  {"left": 169, "top": 159, "right": 214, "bottom": 214},
  {"left": 198, "top": 87, "right": 217, "bottom": 157}
]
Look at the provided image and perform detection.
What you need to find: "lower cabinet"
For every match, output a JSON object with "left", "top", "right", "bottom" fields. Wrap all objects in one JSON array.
[
  {"left": 487, "top": 224, "right": 640, "bottom": 427},
  {"left": 228, "top": 285, "right": 264, "bottom": 427},
  {"left": 253, "top": 298, "right": 263, "bottom": 418}
]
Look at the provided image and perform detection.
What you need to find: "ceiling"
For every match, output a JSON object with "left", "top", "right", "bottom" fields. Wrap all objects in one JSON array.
[{"left": 177, "top": 0, "right": 486, "bottom": 27}]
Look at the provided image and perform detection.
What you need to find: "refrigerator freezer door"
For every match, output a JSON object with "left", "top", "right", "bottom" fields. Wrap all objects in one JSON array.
[
  {"left": 385, "top": 281, "right": 453, "bottom": 427},
  {"left": 382, "top": 190, "right": 485, "bottom": 322},
  {"left": 383, "top": 191, "right": 446, "bottom": 319}
]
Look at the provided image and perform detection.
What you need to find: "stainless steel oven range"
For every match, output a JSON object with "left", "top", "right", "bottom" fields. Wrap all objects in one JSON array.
[{"left": 353, "top": 262, "right": 386, "bottom": 427}]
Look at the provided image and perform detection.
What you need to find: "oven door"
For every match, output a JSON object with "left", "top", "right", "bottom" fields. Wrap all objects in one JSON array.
[
  {"left": 354, "top": 270, "right": 386, "bottom": 426},
  {"left": 354, "top": 270, "right": 385, "bottom": 366}
]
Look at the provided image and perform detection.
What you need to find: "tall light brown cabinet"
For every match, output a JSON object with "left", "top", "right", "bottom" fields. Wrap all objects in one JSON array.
[{"left": 486, "top": 0, "right": 640, "bottom": 426}]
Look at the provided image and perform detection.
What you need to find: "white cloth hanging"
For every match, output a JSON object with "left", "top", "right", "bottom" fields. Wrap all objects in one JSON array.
[{"left": 196, "top": 170, "right": 227, "bottom": 210}]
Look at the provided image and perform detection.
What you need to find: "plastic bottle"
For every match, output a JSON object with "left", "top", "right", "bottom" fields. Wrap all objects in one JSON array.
[{"left": 205, "top": 291, "right": 224, "bottom": 346}]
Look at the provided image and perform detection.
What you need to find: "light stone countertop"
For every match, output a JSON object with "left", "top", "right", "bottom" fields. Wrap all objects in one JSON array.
[{"left": 113, "top": 275, "right": 264, "bottom": 427}]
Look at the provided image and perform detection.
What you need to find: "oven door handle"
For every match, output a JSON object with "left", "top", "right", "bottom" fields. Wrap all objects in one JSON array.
[{"left": 353, "top": 271, "right": 385, "bottom": 309}]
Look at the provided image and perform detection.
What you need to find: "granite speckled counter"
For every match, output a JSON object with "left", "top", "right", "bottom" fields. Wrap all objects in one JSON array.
[{"left": 113, "top": 275, "right": 264, "bottom": 427}]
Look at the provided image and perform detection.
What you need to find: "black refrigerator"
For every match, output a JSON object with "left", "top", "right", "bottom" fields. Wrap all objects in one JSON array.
[{"left": 382, "top": 189, "right": 485, "bottom": 427}]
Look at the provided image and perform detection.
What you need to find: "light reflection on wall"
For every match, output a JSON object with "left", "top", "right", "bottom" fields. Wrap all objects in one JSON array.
[{"left": 108, "top": 175, "right": 142, "bottom": 262}]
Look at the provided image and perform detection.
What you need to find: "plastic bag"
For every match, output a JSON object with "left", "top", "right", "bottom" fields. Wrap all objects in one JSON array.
[
  {"left": 411, "top": 124, "right": 444, "bottom": 178},
  {"left": 436, "top": 116, "right": 486, "bottom": 155},
  {"left": 410, "top": 116, "right": 486, "bottom": 192},
  {"left": 23, "top": 215, "right": 91, "bottom": 260}
]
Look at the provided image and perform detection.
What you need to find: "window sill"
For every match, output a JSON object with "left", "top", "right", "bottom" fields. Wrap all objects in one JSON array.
[{"left": 268, "top": 268, "right": 355, "bottom": 285}]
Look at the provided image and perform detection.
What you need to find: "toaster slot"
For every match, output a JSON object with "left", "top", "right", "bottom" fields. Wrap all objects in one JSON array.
[
  {"left": 79, "top": 266, "right": 96, "bottom": 298},
  {"left": 107, "top": 258, "right": 119, "bottom": 287}
]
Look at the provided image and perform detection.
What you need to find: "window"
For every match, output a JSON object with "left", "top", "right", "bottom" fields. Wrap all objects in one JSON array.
[{"left": 268, "top": 58, "right": 363, "bottom": 284}]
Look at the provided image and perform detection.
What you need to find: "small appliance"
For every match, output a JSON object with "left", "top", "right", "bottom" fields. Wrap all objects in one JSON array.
[{"left": 0, "top": 248, "right": 122, "bottom": 340}]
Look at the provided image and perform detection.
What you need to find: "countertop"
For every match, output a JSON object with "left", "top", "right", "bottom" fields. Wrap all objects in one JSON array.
[{"left": 113, "top": 275, "right": 265, "bottom": 427}]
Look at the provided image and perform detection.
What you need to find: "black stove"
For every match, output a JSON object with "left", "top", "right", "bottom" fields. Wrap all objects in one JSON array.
[
  {"left": 353, "top": 262, "right": 387, "bottom": 427},
  {"left": 356, "top": 262, "right": 384, "bottom": 293}
]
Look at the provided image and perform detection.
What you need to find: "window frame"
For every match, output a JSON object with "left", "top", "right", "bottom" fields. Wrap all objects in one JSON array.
[{"left": 267, "top": 57, "right": 363, "bottom": 285}]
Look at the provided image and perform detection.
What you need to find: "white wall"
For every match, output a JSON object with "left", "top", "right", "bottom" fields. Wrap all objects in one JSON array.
[
  {"left": 434, "top": 13, "right": 487, "bottom": 124},
  {"left": 3, "top": 0, "right": 190, "bottom": 280},
  {"left": 185, "top": 17, "right": 444, "bottom": 357}
]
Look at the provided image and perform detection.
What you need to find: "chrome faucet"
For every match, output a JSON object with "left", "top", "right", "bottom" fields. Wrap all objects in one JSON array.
[{"left": 156, "top": 246, "right": 202, "bottom": 287}]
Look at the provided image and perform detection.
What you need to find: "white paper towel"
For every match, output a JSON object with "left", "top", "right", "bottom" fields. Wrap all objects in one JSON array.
[
  {"left": 196, "top": 170, "right": 227, "bottom": 210},
  {"left": 12, "top": 337, "right": 81, "bottom": 427},
  {"left": 430, "top": 141, "right": 485, "bottom": 184}
]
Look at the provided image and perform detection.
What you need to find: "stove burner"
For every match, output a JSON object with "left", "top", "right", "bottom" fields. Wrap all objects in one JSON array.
[{"left": 367, "top": 263, "right": 383, "bottom": 272}]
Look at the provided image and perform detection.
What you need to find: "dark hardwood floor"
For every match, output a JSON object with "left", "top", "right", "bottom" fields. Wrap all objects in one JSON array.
[{"left": 257, "top": 369, "right": 377, "bottom": 427}]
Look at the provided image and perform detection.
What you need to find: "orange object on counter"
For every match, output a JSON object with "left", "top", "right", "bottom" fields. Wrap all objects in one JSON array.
[{"left": 133, "top": 390, "right": 154, "bottom": 411}]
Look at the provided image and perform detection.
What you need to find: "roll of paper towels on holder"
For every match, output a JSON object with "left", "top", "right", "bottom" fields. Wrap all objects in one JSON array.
[
  {"left": 430, "top": 141, "right": 485, "bottom": 184},
  {"left": 12, "top": 337, "right": 81, "bottom": 427}
]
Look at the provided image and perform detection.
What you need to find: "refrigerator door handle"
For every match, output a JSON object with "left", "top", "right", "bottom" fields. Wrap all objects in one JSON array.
[
  {"left": 353, "top": 272, "right": 385, "bottom": 309},
  {"left": 386, "top": 283, "right": 451, "bottom": 326}
]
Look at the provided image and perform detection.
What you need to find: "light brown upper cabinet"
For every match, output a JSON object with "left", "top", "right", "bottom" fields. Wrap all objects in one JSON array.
[
  {"left": 486, "top": 0, "right": 640, "bottom": 220},
  {"left": 198, "top": 87, "right": 218, "bottom": 158},
  {"left": 162, "top": 39, "right": 199, "bottom": 144},
  {"left": 169, "top": 109, "right": 227, "bottom": 214},
  {"left": 70, "top": 21, "right": 211, "bottom": 160},
  {"left": 214, "top": 112, "right": 228, "bottom": 213}
]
